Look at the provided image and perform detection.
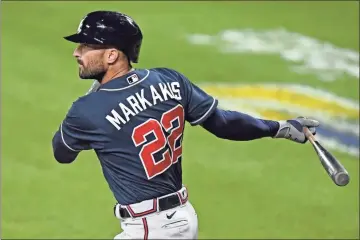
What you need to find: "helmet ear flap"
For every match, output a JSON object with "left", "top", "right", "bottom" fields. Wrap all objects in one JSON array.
[
  {"left": 129, "top": 40, "right": 142, "bottom": 63},
  {"left": 119, "top": 38, "right": 142, "bottom": 63}
]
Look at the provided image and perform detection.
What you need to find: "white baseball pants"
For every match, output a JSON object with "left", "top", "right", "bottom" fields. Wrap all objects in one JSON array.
[{"left": 113, "top": 186, "right": 198, "bottom": 239}]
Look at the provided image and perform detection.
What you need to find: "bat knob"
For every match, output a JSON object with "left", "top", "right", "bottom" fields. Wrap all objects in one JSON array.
[{"left": 334, "top": 172, "right": 350, "bottom": 186}]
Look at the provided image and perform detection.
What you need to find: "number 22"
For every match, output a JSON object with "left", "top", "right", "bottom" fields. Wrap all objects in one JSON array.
[{"left": 132, "top": 105, "right": 185, "bottom": 180}]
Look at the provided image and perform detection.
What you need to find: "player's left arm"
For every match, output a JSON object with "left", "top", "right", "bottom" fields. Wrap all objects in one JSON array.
[{"left": 52, "top": 101, "right": 97, "bottom": 164}]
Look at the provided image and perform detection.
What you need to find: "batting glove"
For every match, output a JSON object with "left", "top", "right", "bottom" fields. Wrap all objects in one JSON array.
[{"left": 273, "top": 116, "right": 320, "bottom": 144}]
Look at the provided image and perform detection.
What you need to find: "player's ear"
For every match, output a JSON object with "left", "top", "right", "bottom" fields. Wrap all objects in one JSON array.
[{"left": 106, "top": 48, "right": 119, "bottom": 64}]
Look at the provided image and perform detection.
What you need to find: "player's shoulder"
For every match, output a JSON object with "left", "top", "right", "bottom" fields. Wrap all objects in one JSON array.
[
  {"left": 72, "top": 92, "right": 96, "bottom": 106},
  {"left": 68, "top": 92, "right": 102, "bottom": 116},
  {"left": 149, "top": 67, "right": 186, "bottom": 80}
]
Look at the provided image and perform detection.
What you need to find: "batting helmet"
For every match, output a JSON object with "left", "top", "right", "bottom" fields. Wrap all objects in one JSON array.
[{"left": 64, "top": 11, "right": 143, "bottom": 63}]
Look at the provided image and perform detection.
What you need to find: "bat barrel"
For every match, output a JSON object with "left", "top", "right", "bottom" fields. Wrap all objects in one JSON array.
[
  {"left": 313, "top": 140, "right": 350, "bottom": 186},
  {"left": 304, "top": 125, "right": 351, "bottom": 187},
  {"left": 333, "top": 171, "right": 350, "bottom": 186}
]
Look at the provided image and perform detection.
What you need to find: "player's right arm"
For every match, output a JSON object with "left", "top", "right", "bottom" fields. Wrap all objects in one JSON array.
[
  {"left": 176, "top": 71, "right": 219, "bottom": 126},
  {"left": 176, "top": 71, "right": 319, "bottom": 144},
  {"left": 202, "top": 110, "right": 319, "bottom": 143}
]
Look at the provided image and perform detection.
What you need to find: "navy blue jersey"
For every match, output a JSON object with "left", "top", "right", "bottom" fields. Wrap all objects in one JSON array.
[{"left": 52, "top": 68, "right": 218, "bottom": 205}]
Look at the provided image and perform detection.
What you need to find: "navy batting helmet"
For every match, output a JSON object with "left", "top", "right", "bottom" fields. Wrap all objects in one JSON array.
[{"left": 64, "top": 11, "right": 143, "bottom": 63}]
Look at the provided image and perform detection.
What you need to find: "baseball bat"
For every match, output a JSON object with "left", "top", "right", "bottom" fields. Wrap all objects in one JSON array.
[{"left": 303, "top": 127, "right": 350, "bottom": 187}]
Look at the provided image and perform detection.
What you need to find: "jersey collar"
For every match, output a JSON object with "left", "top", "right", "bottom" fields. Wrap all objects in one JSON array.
[{"left": 98, "top": 69, "right": 150, "bottom": 92}]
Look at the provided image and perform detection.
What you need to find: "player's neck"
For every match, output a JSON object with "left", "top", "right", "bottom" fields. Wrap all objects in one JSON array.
[{"left": 101, "top": 66, "right": 134, "bottom": 85}]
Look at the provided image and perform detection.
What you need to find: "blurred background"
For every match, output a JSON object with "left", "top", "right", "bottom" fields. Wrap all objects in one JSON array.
[{"left": 1, "top": 1, "right": 359, "bottom": 239}]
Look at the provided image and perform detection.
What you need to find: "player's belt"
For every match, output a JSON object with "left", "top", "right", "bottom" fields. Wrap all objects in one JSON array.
[{"left": 114, "top": 186, "right": 188, "bottom": 219}]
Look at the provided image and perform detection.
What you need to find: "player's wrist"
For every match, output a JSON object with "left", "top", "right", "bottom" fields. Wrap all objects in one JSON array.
[
  {"left": 272, "top": 120, "right": 289, "bottom": 139},
  {"left": 265, "top": 120, "right": 280, "bottom": 137}
]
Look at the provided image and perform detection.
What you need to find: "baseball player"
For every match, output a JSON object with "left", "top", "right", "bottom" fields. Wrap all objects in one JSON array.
[{"left": 52, "top": 10, "right": 320, "bottom": 239}]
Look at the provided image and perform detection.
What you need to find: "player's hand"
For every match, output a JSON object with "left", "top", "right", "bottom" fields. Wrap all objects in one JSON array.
[{"left": 273, "top": 116, "right": 320, "bottom": 144}]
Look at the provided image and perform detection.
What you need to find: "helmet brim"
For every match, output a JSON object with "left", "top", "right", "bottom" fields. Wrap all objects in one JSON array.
[
  {"left": 64, "top": 33, "right": 85, "bottom": 43},
  {"left": 64, "top": 33, "right": 102, "bottom": 45}
]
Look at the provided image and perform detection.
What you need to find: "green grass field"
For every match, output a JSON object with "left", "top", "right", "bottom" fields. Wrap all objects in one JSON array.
[{"left": 1, "top": 1, "right": 359, "bottom": 239}]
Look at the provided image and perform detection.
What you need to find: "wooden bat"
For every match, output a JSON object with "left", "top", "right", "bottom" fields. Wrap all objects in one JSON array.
[{"left": 303, "top": 127, "right": 350, "bottom": 187}]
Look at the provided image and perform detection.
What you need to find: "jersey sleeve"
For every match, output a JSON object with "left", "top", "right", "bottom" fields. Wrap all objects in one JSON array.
[
  {"left": 52, "top": 101, "right": 93, "bottom": 163},
  {"left": 60, "top": 102, "right": 95, "bottom": 151},
  {"left": 52, "top": 99, "right": 106, "bottom": 163},
  {"left": 177, "top": 71, "right": 218, "bottom": 126}
]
